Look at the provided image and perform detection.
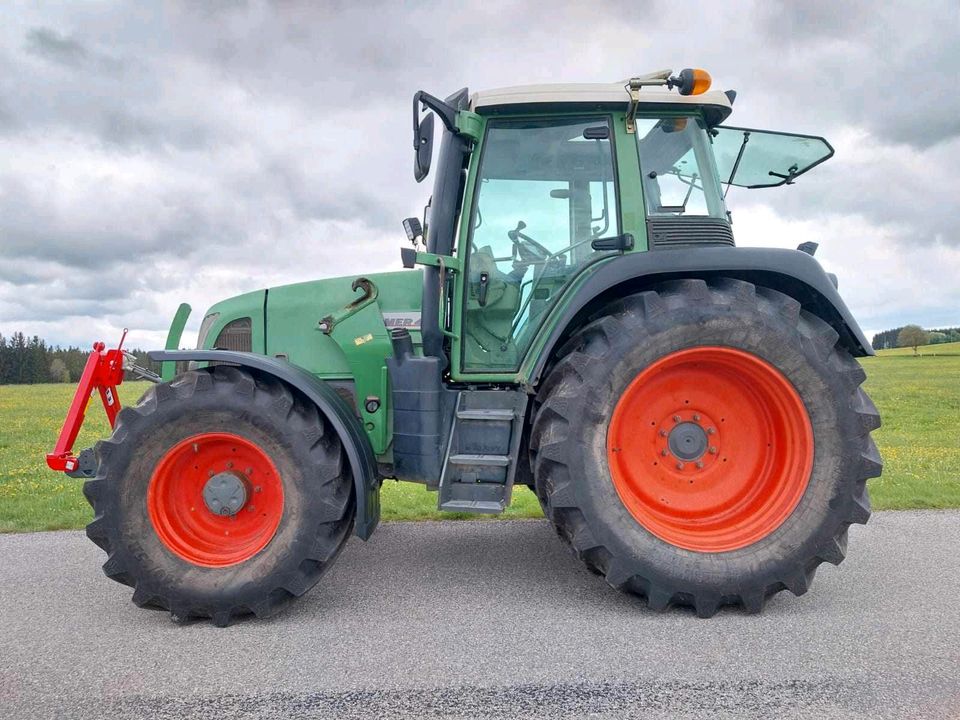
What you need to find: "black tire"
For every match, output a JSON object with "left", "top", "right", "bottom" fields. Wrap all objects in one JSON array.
[
  {"left": 83, "top": 366, "right": 355, "bottom": 626},
  {"left": 529, "top": 278, "right": 882, "bottom": 617}
]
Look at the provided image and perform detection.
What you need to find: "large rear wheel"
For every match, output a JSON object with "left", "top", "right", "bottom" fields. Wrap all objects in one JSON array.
[
  {"left": 84, "top": 367, "right": 354, "bottom": 626},
  {"left": 530, "top": 278, "right": 882, "bottom": 616}
]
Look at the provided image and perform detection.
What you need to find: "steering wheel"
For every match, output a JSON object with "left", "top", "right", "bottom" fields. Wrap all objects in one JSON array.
[{"left": 507, "top": 221, "right": 551, "bottom": 266}]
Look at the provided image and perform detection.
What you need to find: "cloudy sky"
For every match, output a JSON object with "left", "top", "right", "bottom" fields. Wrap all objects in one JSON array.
[{"left": 1, "top": 0, "right": 958, "bottom": 349}]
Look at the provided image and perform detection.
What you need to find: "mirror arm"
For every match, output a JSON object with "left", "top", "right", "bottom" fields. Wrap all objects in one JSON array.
[
  {"left": 723, "top": 130, "right": 750, "bottom": 199},
  {"left": 412, "top": 91, "right": 458, "bottom": 140}
]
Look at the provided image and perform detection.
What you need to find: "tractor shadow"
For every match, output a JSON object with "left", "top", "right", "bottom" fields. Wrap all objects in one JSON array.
[
  {"left": 113, "top": 518, "right": 819, "bottom": 629},
  {"left": 284, "top": 519, "right": 802, "bottom": 625}
]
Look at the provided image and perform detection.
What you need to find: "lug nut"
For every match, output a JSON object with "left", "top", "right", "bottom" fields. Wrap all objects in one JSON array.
[
  {"left": 659, "top": 429, "right": 668, "bottom": 437},
  {"left": 676, "top": 462, "right": 684, "bottom": 470},
  {"left": 660, "top": 449, "right": 668, "bottom": 456},
  {"left": 226, "top": 461, "right": 233, "bottom": 469},
  {"left": 709, "top": 446, "right": 717, "bottom": 455},
  {"left": 693, "top": 414, "right": 701, "bottom": 422},
  {"left": 696, "top": 461, "right": 704, "bottom": 469},
  {"left": 707, "top": 428, "right": 716, "bottom": 435},
  {"left": 245, "top": 467, "right": 253, "bottom": 475},
  {"left": 673, "top": 415, "right": 682, "bottom": 423}
]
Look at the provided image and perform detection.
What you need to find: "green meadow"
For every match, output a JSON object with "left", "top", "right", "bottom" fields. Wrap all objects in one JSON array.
[{"left": 1, "top": 343, "right": 957, "bottom": 532}]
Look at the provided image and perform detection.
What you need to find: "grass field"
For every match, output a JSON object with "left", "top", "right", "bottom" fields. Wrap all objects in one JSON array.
[
  {"left": 857, "top": 341, "right": 960, "bottom": 509},
  {"left": 0, "top": 382, "right": 544, "bottom": 532},
  {"left": 1, "top": 344, "right": 958, "bottom": 532}
]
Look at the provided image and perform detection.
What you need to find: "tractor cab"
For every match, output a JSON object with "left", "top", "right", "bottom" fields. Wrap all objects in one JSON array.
[{"left": 407, "top": 71, "right": 835, "bottom": 380}]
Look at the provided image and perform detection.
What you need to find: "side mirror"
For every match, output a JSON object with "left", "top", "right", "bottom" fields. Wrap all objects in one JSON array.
[{"left": 414, "top": 112, "right": 435, "bottom": 183}]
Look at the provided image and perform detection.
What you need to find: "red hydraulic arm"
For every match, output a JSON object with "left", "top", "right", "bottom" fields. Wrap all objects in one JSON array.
[{"left": 46, "top": 331, "right": 131, "bottom": 474}]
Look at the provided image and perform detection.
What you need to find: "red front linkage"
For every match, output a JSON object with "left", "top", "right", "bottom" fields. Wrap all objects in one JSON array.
[{"left": 46, "top": 330, "right": 130, "bottom": 474}]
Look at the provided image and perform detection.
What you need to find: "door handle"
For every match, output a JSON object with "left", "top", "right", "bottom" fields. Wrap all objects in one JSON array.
[{"left": 478, "top": 272, "right": 489, "bottom": 306}]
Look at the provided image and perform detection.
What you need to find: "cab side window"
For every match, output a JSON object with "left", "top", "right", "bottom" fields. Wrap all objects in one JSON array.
[{"left": 463, "top": 117, "right": 619, "bottom": 371}]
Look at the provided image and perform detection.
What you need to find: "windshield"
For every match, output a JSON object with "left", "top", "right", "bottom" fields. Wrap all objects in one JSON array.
[{"left": 635, "top": 117, "right": 727, "bottom": 219}]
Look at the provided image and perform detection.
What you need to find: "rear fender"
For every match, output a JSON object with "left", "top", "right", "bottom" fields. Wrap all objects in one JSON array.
[
  {"left": 148, "top": 349, "right": 380, "bottom": 540},
  {"left": 527, "top": 247, "right": 874, "bottom": 387}
]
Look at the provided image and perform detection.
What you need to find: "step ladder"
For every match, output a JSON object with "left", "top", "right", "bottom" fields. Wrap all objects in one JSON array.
[{"left": 437, "top": 389, "right": 529, "bottom": 513}]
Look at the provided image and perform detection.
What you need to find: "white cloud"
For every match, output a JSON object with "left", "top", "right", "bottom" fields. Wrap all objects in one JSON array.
[
  {"left": 1, "top": 0, "right": 958, "bottom": 351},
  {"left": 732, "top": 203, "right": 960, "bottom": 339}
]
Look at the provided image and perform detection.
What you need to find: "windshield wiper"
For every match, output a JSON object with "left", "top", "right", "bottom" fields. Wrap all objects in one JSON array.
[{"left": 652, "top": 169, "right": 700, "bottom": 214}]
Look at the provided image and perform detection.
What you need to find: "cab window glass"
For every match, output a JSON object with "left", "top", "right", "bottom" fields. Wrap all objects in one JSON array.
[
  {"left": 635, "top": 117, "right": 725, "bottom": 218},
  {"left": 712, "top": 126, "right": 834, "bottom": 188},
  {"left": 463, "top": 117, "right": 619, "bottom": 371}
]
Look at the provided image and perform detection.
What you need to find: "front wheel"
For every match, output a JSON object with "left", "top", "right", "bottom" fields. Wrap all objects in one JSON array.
[
  {"left": 84, "top": 367, "right": 355, "bottom": 626},
  {"left": 530, "top": 278, "right": 882, "bottom": 616}
]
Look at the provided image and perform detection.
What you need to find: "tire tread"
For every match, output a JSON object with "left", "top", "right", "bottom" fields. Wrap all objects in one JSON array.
[
  {"left": 83, "top": 367, "right": 354, "bottom": 626},
  {"left": 530, "top": 277, "right": 882, "bottom": 616}
]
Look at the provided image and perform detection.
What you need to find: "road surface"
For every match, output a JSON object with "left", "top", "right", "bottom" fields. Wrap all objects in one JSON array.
[{"left": 1, "top": 511, "right": 958, "bottom": 719}]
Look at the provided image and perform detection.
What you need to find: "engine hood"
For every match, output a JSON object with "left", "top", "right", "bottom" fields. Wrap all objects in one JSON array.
[{"left": 200, "top": 269, "right": 424, "bottom": 379}]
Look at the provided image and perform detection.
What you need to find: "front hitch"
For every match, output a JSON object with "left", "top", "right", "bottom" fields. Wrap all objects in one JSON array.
[{"left": 45, "top": 330, "right": 159, "bottom": 476}]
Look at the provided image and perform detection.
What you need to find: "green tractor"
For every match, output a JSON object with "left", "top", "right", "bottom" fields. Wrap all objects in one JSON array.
[{"left": 48, "top": 69, "right": 881, "bottom": 625}]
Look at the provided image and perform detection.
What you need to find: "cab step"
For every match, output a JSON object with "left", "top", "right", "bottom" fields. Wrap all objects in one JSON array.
[
  {"left": 455, "top": 408, "right": 516, "bottom": 421},
  {"left": 448, "top": 454, "right": 510, "bottom": 467},
  {"left": 438, "top": 389, "right": 529, "bottom": 514}
]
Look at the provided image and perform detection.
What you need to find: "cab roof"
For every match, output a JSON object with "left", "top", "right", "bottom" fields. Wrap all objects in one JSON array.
[{"left": 470, "top": 79, "right": 734, "bottom": 125}]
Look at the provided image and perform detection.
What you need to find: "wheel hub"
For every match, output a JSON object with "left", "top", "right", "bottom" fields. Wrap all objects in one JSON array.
[
  {"left": 654, "top": 410, "right": 721, "bottom": 473},
  {"left": 203, "top": 472, "right": 248, "bottom": 516},
  {"left": 667, "top": 422, "right": 708, "bottom": 461}
]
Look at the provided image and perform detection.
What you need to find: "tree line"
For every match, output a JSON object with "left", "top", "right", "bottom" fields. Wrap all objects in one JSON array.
[
  {"left": 4, "top": 322, "right": 958, "bottom": 384},
  {"left": 0, "top": 332, "right": 162, "bottom": 385},
  {"left": 872, "top": 325, "right": 960, "bottom": 351}
]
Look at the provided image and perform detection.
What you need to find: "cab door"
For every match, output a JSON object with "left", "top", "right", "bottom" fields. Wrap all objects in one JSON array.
[{"left": 455, "top": 115, "right": 621, "bottom": 373}]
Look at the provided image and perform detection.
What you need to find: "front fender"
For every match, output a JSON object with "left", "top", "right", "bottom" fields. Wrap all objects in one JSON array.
[
  {"left": 526, "top": 247, "right": 874, "bottom": 387},
  {"left": 148, "top": 349, "right": 380, "bottom": 540}
]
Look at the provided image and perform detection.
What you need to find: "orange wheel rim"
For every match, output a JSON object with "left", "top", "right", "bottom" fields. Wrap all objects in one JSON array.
[
  {"left": 147, "top": 432, "right": 284, "bottom": 567},
  {"left": 607, "top": 347, "right": 813, "bottom": 553}
]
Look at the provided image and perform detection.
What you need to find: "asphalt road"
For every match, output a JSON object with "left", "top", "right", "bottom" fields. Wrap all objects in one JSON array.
[{"left": 1, "top": 511, "right": 958, "bottom": 719}]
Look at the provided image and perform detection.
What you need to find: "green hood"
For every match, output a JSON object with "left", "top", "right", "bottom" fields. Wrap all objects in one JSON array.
[{"left": 201, "top": 269, "right": 424, "bottom": 379}]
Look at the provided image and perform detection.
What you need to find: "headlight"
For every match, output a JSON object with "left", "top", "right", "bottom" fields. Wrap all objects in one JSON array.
[{"left": 196, "top": 312, "right": 220, "bottom": 349}]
